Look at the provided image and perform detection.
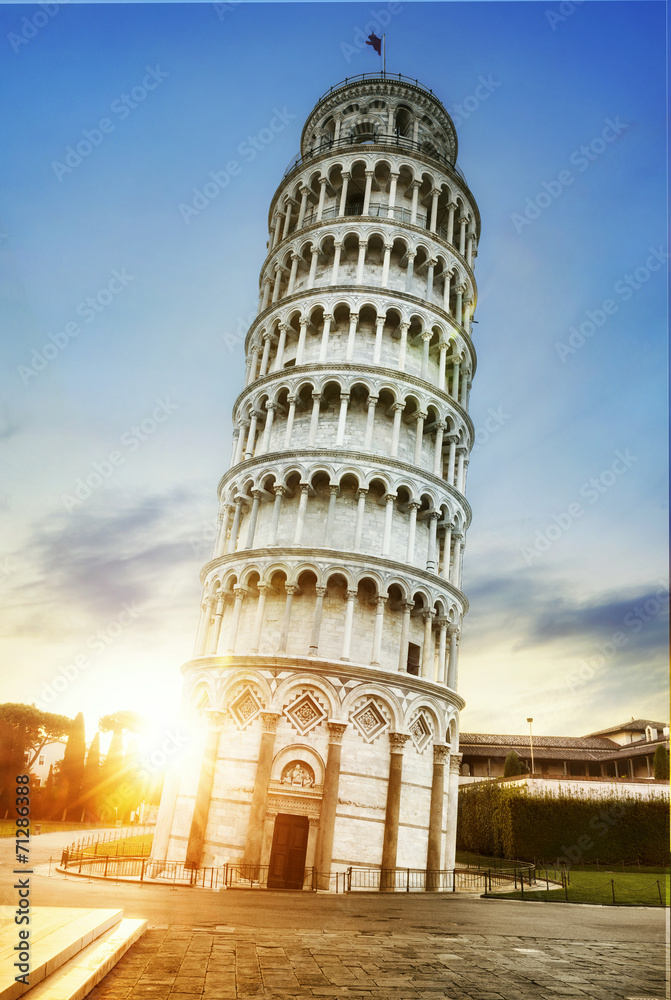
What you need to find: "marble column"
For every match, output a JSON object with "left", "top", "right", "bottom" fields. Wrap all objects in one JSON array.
[
  {"left": 353, "top": 488, "right": 367, "bottom": 549},
  {"left": 426, "top": 743, "right": 450, "bottom": 888},
  {"left": 421, "top": 610, "right": 435, "bottom": 678},
  {"left": 319, "top": 313, "right": 332, "bottom": 362},
  {"left": 370, "top": 595, "right": 387, "bottom": 667},
  {"left": 324, "top": 485, "right": 338, "bottom": 546},
  {"left": 436, "top": 618, "right": 448, "bottom": 683},
  {"left": 314, "top": 721, "right": 348, "bottom": 889},
  {"left": 397, "top": 600, "right": 413, "bottom": 671},
  {"left": 279, "top": 584, "right": 297, "bottom": 651},
  {"left": 340, "top": 589, "right": 357, "bottom": 660},
  {"left": 309, "top": 585, "right": 326, "bottom": 654},
  {"left": 250, "top": 584, "right": 268, "bottom": 653},
  {"left": 382, "top": 492, "right": 396, "bottom": 556},
  {"left": 242, "top": 712, "right": 281, "bottom": 870},
  {"left": 447, "top": 626, "right": 460, "bottom": 689},
  {"left": 381, "top": 732, "right": 410, "bottom": 887},
  {"left": 445, "top": 752, "right": 463, "bottom": 873},
  {"left": 269, "top": 486, "right": 285, "bottom": 544},
  {"left": 207, "top": 594, "right": 226, "bottom": 654},
  {"left": 184, "top": 712, "right": 225, "bottom": 870},
  {"left": 405, "top": 502, "right": 419, "bottom": 564},
  {"left": 364, "top": 395, "right": 378, "bottom": 450},
  {"left": 225, "top": 587, "right": 245, "bottom": 654},
  {"left": 149, "top": 762, "right": 180, "bottom": 865},
  {"left": 293, "top": 484, "right": 310, "bottom": 544}
]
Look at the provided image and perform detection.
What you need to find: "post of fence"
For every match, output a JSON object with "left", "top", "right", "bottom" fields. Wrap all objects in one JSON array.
[
  {"left": 520, "top": 873, "right": 524, "bottom": 899},
  {"left": 545, "top": 869, "right": 549, "bottom": 892},
  {"left": 406, "top": 868, "right": 410, "bottom": 892},
  {"left": 564, "top": 874, "right": 568, "bottom": 901},
  {"left": 347, "top": 866, "right": 352, "bottom": 892},
  {"left": 487, "top": 869, "right": 491, "bottom": 894},
  {"left": 656, "top": 880, "right": 663, "bottom": 905},
  {"left": 140, "top": 858, "right": 146, "bottom": 882},
  {"left": 611, "top": 879, "right": 615, "bottom": 904},
  {"left": 104, "top": 855, "right": 109, "bottom": 878},
  {"left": 514, "top": 868, "right": 517, "bottom": 890}
]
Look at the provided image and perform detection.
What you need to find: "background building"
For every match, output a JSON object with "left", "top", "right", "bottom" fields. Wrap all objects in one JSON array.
[
  {"left": 153, "top": 73, "right": 480, "bottom": 886},
  {"left": 459, "top": 717, "right": 670, "bottom": 796}
]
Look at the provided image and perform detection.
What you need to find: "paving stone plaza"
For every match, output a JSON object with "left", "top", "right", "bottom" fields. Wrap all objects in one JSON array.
[{"left": 86, "top": 920, "right": 667, "bottom": 1000}]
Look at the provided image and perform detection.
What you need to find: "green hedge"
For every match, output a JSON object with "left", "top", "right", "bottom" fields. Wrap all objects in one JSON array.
[{"left": 457, "top": 784, "right": 669, "bottom": 865}]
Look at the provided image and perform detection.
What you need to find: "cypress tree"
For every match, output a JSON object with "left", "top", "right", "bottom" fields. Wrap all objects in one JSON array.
[
  {"left": 58, "top": 712, "right": 86, "bottom": 820},
  {"left": 503, "top": 750, "right": 522, "bottom": 777},
  {"left": 82, "top": 732, "right": 101, "bottom": 820},
  {"left": 653, "top": 744, "right": 669, "bottom": 780}
]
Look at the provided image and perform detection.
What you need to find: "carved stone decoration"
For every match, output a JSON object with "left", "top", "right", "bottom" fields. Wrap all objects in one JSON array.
[
  {"left": 388, "top": 732, "right": 411, "bottom": 754},
  {"left": 326, "top": 721, "right": 348, "bottom": 744},
  {"left": 409, "top": 712, "right": 432, "bottom": 752},
  {"left": 260, "top": 710, "right": 281, "bottom": 734},
  {"left": 280, "top": 760, "right": 316, "bottom": 787},
  {"left": 284, "top": 692, "right": 327, "bottom": 735},
  {"left": 351, "top": 700, "right": 389, "bottom": 743},
  {"left": 228, "top": 686, "right": 263, "bottom": 730},
  {"left": 433, "top": 743, "right": 450, "bottom": 765}
]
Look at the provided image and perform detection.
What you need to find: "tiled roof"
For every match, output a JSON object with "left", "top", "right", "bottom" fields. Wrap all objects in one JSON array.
[
  {"left": 595, "top": 739, "right": 669, "bottom": 761},
  {"left": 460, "top": 744, "right": 611, "bottom": 761},
  {"left": 585, "top": 719, "right": 668, "bottom": 737},
  {"left": 460, "top": 733, "right": 619, "bottom": 751},
  {"left": 460, "top": 735, "right": 669, "bottom": 761}
]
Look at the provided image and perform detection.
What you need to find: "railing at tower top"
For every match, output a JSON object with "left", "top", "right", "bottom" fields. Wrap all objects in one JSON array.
[
  {"left": 313, "top": 72, "right": 443, "bottom": 108},
  {"left": 282, "top": 133, "right": 468, "bottom": 186}
]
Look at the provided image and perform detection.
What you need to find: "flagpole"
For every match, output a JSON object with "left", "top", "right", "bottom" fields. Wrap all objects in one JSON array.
[{"left": 383, "top": 34, "right": 386, "bottom": 77}]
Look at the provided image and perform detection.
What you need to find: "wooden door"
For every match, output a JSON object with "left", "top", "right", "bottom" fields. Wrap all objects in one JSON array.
[{"left": 268, "top": 814, "right": 309, "bottom": 889}]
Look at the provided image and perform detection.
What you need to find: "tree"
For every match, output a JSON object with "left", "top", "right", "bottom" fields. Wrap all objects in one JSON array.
[
  {"left": 0, "top": 704, "right": 72, "bottom": 815},
  {"left": 503, "top": 751, "right": 522, "bottom": 777},
  {"left": 98, "top": 711, "right": 142, "bottom": 822},
  {"left": 81, "top": 732, "right": 101, "bottom": 821},
  {"left": 99, "top": 711, "right": 143, "bottom": 737},
  {"left": 653, "top": 744, "right": 670, "bottom": 780},
  {"left": 0, "top": 703, "right": 72, "bottom": 767},
  {"left": 56, "top": 712, "right": 86, "bottom": 820}
]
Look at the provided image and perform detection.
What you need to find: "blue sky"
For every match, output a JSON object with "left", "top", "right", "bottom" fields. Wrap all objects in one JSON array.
[{"left": 0, "top": 0, "right": 667, "bottom": 744}]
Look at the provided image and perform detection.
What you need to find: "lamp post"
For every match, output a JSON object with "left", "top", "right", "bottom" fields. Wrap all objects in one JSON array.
[{"left": 526, "top": 717, "right": 535, "bottom": 776}]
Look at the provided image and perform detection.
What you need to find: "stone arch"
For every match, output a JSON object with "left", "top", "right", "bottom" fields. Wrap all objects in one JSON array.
[
  {"left": 271, "top": 744, "right": 326, "bottom": 786},
  {"left": 272, "top": 672, "right": 341, "bottom": 720},
  {"left": 341, "top": 683, "right": 404, "bottom": 733}
]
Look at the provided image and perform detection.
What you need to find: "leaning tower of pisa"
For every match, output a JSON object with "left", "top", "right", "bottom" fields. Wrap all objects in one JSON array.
[{"left": 153, "top": 73, "right": 479, "bottom": 889}]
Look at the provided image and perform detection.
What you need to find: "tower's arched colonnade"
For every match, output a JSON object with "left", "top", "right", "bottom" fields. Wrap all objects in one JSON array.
[{"left": 153, "top": 76, "right": 477, "bottom": 888}]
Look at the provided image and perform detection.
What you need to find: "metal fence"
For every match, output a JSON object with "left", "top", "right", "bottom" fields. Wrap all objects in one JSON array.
[
  {"left": 64, "top": 826, "right": 153, "bottom": 857},
  {"left": 58, "top": 849, "right": 533, "bottom": 894},
  {"left": 59, "top": 849, "right": 226, "bottom": 887}
]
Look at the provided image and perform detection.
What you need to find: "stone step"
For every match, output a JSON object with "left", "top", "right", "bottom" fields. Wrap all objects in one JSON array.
[
  {"left": 18, "top": 918, "right": 146, "bottom": 1000},
  {"left": 0, "top": 908, "right": 127, "bottom": 1000}
]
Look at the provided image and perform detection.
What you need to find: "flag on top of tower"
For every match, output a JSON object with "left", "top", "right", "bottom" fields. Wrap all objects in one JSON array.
[{"left": 366, "top": 32, "right": 382, "bottom": 55}]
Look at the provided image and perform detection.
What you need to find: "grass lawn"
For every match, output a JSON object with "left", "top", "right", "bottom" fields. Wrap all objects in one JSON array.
[
  {"left": 495, "top": 870, "right": 669, "bottom": 906},
  {"left": 456, "top": 851, "right": 531, "bottom": 870},
  {"left": 81, "top": 833, "right": 154, "bottom": 856},
  {"left": 0, "top": 819, "right": 113, "bottom": 837}
]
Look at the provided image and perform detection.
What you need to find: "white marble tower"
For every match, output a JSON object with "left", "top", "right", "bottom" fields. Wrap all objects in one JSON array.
[{"left": 153, "top": 73, "right": 479, "bottom": 889}]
